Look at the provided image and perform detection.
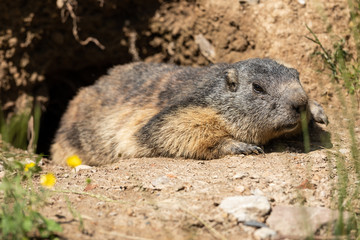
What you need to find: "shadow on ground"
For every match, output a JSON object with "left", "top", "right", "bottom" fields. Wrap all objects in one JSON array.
[{"left": 265, "top": 122, "right": 332, "bottom": 154}]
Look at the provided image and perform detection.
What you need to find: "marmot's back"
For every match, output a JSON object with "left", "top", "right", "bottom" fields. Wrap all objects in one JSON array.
[{"left": 51, "top": 59, "right": 328, "bottom": 165}]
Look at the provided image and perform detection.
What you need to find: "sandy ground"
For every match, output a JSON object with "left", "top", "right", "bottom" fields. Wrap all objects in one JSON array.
[{"left": 1, "top": 0, "right": 359, "bottom": 239}]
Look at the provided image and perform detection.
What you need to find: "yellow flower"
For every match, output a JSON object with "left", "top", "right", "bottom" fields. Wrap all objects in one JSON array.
[
  {"left": 40, "top": 173, "right": 56, "bottom": 188},
  {"left": 349, "top": 21, "right": 354, "bottom": 28},
  {"left": 66, "top": 155, "right": 82, "bottom": 168},
  {"left": 24, "top": 162, "right": 36, "bottom": 172}
]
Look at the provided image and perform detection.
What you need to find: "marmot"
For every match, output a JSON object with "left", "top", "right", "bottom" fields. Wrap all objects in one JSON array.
[{"left": 51, "top": 59, "right": 328, "bottom": 165}]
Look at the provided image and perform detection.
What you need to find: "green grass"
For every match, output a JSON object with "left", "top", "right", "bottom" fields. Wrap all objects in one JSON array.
[
  {"left": 0, "top": 103, "right": 62, "bottom": 239},
  {"left": 0, "top": 103, "right": 41, "bottom": 152},
  {"left": 0, "top": 108, "right": 30, "bottom": 151},
  {"left": 0, "top": 150, "right": 62, "bottom": 239},
  {"left": 306, "top": 1, "right": 360, "bottom": 237}
]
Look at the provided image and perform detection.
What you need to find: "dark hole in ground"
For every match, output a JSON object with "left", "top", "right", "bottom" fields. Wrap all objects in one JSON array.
[
  {"left": 37, "top": 66, "right": 110, "bottom": 155},
  {"left": 36, "top": 0, "right": 163, "bottom": 156}
]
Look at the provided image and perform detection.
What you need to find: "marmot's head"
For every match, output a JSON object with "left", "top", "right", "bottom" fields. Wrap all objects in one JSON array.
[{"left": 210, "top": 58, "right": 325, "bottom": 144}]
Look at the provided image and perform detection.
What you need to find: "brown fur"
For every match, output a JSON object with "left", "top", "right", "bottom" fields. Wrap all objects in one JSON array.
[{"left": 51, "top": 59, "right": 328, "bottom": 165}]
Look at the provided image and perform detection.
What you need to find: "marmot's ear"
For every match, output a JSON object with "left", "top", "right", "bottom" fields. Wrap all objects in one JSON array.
[{"left": 225, "top": 68, "right": 239, "bottom": 92}]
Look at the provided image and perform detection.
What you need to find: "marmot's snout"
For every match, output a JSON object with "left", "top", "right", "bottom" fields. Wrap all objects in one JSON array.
[
  {"left": 289, "top": 82, "right": 308, "bottom": 108},
  {"left": 290, "top": 98, "right": 309, "bottom": 127},
  {"left": 291, "top": 99, "right": 307, "bottom": 116},
  {"left": 281, "top": 84, "right": 309, "bottom": 130}
]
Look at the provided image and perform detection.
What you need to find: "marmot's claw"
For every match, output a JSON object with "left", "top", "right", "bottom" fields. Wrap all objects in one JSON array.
[
  {"left": 230, "top": 142, "right": 264, "bottom": 155},
  {"left": 254, "top": 146, "right": 264, "bottom": 154},
  {"left": 247, "top": 145, "right": 264, "bottom": 155},
  {"left": 309, "top": 100, "right": 329, "bottom": 125}
]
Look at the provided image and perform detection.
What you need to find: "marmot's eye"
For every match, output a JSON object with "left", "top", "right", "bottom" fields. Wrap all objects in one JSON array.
[{"left": 252, "top": 83, "right": 265, "bottom": 94}]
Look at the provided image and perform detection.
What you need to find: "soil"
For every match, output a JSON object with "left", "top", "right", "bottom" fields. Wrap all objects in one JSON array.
[{"left": 1, "top": 0, "right": 359, "bottom": 239}]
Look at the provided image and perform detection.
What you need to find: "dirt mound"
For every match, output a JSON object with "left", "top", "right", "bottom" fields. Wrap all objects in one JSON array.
[
  {"left": 0, "top": 0, "right": 161, "bottom": 153},
  {"left": 1, "top": 0, "right": 359, "bottom": 239},
  {"left": 0, "top": 0, "right": 351, "bottom": 154}
]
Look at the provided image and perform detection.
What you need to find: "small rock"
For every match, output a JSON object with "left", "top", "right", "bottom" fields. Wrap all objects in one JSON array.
[
  {"left": 55, "top": 214, "right": 66, "bottom": 219},
  {"left": 244, "top": 220, "right": 268, "bottom": 228},
  {"left": 127, "top": 208, "right": 135, "bottom": 216},
  {"left": 84, "top": 184, "right": 97, "bottom": 191},
  {"left": 8, "top": 37, "right": 18, "bottom": 47},
  {"left": 108, "top": 211, "right": 117, "bottom": 217},
  {"left": 312, "top": 174, "right": 321, "bottom": 182},
  {"left": 251, "top": 188, "right": 264, "bottom": 196},
  {"left": 319, "top": 190, "right": 327, "bottom": 198},
  {"left": 167, "top": 42, "right": 175, "bottom": 55},
  {"left": 233, "top": 172, "right": 249, "bottom": 179},
  {"left": 175, "top": 186, "right": 185, "bottom": 192},
  {"left": 254, "top": 227, "right": 277, "bottom": 240},
  {"left": 194, "top": 34, "right": 216, "bottom": 62},
  {"left": 339, "top": 148, "right": 349, "bottom": 155},
  {"left": 219, "top": 195, "right": 271, "bottom": 222},
  {"left": 56, "top": 0, "right": 64, "bottom": 8},
  {"left": 24, "top": 158, "right": 35, "bottom": 164},
  {"left": 267, "top": 205, "right": 350, "bottom": 238},
  {"left": 296, "top": 179, "right": 315, "bottom": 189},
  {"left": 297, "top": 0, "right": 306, "bottom": 5},
  {"left": 73, "top": 165, "right": 92, "bottom": 172},
  {"left": 235, "top": 185, "right": 245, "bottom": 193},
  {"left": 250, "top": 174, "right": 260, "bottom": 179},
  {"left": 239, "top": 0, "right": 259, "bottom": 5},
  {"left": 151, "top": 175, "right": 172, "bottom": 189}
]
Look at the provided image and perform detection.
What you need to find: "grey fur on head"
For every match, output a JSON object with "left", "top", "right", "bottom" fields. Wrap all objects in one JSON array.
[{"left": 51, "top": 58, "right": 328, "bottom": 165}]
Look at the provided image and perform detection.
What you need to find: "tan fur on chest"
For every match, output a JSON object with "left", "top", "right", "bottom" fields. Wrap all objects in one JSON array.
[
  {"left": 152, "top": 107, "right": 231, "bottom": 159},
  {"left": 100, "top": 104, "right": 159, "bottom": 159}
]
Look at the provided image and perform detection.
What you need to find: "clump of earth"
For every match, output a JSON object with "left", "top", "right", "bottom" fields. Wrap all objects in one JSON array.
[{"left": 0, "top": 0, "right": 359, "bottom": 239}]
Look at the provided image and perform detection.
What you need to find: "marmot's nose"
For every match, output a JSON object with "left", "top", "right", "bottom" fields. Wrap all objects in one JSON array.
[{"left": 287, "top": 85, "right": 308, "bottom": 115}]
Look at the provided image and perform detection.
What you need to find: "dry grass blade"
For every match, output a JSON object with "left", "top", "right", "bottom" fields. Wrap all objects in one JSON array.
[
  {"left": 52, "top": 189, "right": 127, "bottom": 203},
  {"left": 98, "top": 230, "right": 155, "bottom": 240}
]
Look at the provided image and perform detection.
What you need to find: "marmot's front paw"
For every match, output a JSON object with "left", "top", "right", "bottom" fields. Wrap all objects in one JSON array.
[
  {"left": 222, "top": 140, "right": 264, "bottom": 155},
  {"left": 309, "top": 100, "right": 329, "bottom": 125}
]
